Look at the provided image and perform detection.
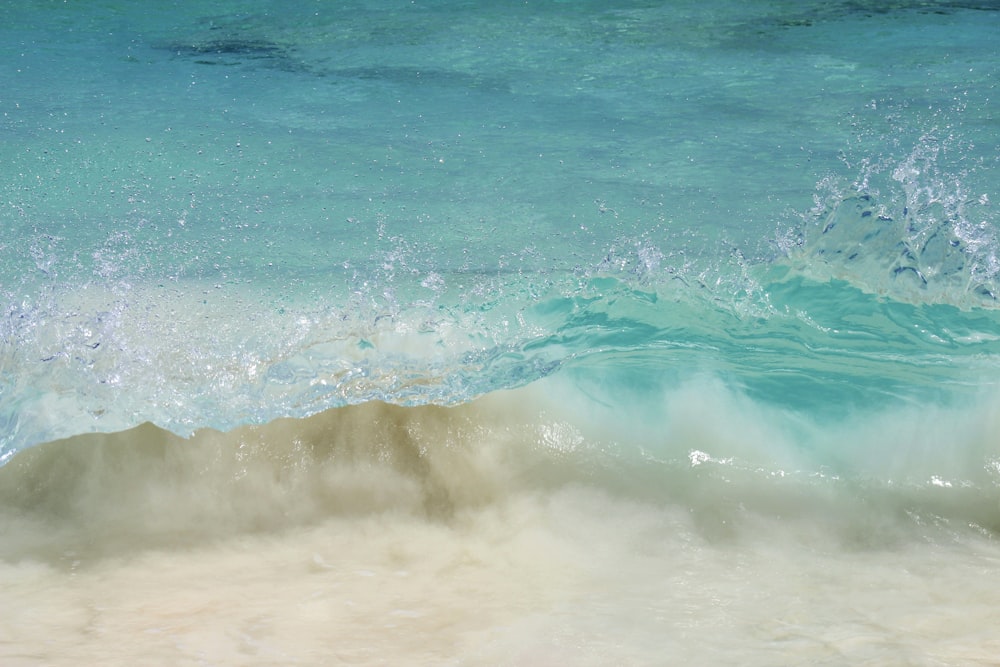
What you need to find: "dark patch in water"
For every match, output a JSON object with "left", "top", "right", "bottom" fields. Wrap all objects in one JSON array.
[
  {"left": 162, "top": 33, "right": 509, "bottom": 91},
  {"left": 167, "top": 36, "right": 295, "bottom": 67},
  {"left": 770, "top": 0, "right": 1000, "bottom": 33},
  {"left": 183, "top": 38, "right": 284, "bottom": 57}
]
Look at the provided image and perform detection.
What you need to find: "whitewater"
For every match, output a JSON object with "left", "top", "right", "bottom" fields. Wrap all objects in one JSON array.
[{"left": 2, "top": 1, "right": 999, "bottom": 664}]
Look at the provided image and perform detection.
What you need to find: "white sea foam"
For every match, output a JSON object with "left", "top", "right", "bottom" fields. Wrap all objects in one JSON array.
[
  {"left": 2, "top": 379, "right": 1000, "bottom": 664},
  {"left": 5, "top": 487, "right": 1000, "bottom": 666}
]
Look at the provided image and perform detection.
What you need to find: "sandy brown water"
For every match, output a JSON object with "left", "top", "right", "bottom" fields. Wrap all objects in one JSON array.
[{"left": 3, "top": 389, "right": 1000, "bottom": 665}]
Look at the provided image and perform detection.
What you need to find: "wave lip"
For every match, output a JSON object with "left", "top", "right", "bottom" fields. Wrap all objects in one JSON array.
[{"left": 7, "top": 241, "right": 1000, "bottom": 459}]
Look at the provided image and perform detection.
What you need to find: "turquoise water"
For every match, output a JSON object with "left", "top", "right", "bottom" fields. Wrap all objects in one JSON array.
[{"left": 2, "top": 1, "right": 1000, "bottom": 663}]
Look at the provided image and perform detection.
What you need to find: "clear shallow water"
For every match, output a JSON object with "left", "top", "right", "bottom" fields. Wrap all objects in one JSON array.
[{"left": 2, "top": 1, "right": 1000, "bottom": 664}]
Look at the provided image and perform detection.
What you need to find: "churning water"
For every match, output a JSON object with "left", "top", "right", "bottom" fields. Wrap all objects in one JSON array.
[{"left": 2, "top": 1, "right": 1000, "bottom": 664}]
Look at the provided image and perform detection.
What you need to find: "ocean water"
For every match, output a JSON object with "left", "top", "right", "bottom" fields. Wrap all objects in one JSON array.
[{"left": 2, "top": 0, "right": 1000, "bottom": 664}]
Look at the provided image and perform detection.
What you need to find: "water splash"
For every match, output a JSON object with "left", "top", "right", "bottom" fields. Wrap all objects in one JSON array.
[{"left": 787, "top": 135, "right": 997, "bottom": 308}]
